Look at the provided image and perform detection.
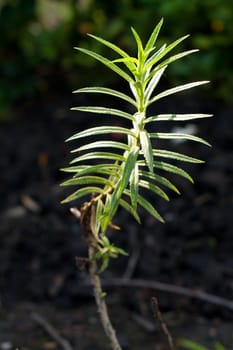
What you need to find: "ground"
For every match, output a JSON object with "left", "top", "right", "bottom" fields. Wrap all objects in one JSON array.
[{"left": 0, "top": 92, "right": 232, "bottom": 349}]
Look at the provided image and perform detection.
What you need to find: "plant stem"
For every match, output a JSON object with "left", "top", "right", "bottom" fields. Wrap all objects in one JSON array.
[
  {"left": 70, "top": 206, "right": 122, "bottom": 350},
  {"left": 88, "top": 245, "right": 122, "bottom": 350}
]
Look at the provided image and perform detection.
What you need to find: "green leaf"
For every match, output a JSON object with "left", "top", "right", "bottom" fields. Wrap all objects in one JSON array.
[
  {"left": 123, "top": 189, "right": 164, "bottom": 223},
  {"left": 137, "top": 193, "right": 165, "bottom": 223},
  {"left": 61, "top": 186, "right": 103, "bottom": 204},
  {"left": 131, "top": 27, "right": 144, "bottom": 64},
  {"left": 61, "top": 164, "right": 120, "bottom": 176},
  {"left": 119, "top": 198, "right": 141, "bottom": 223},
  {"left": 145, "top": 18, "right": 163, "bottom": 53},
  {"left": 61, "top": 175, "right": 111, "bottom": 187},
  {"left": 153, "top": 161, "right": 194, "bottom": 183},
  {"left": 147, "top": 81, "right": 209, "bottom": 106},
  {"left": 130, "top": 162, "right": 139, "bottom": 210},
  {"left": 179, "top": 338, "right": 208, "bottom": 350},
  {"left": 144, "top": 34, "right": 190, "bottom": 70},
  {"left": 140, "top": 130, "right": 154, "bottom": 172},
  {"left": 88, "top": 34, "right": 136, "bottom": 72},
  {"left": 66, "top": 126, "right": 135, "bottom": 142},
  {"left": 73, "top": 87, "right": 137, "bottom": 107},
  {"left": 70, "top": 151, "right": 125, "bottom": 164},
  {"left": 139, "top": 179, "right": 169, "bottom": 201},
  {"left": 145, "top": 50, "right": 198, "bottom": 88},
  {"left": 71, "top": 140, "right": 129, "bottom": 153},
  {"left": 145, "top": 113, "right": 213, "bottom": 123},
  {"left": 144, "top": 66, "right": 167, "bottom": 103},
  {"left": 153, "top": 149, "right": 204, "bottom": 163},
  {"left": 75, "top": 47, "right": 133, "bottom": 83},
  {"left": 150, "top": 132, "right": 211, "bottom": 147},
  {"left": 102, "top": 146, "right": 139, "bottom": 232},
  {"left": 71, "top": 106, "right": 134, "bottom": 121},
  {"left": 139, "top": 170, "right": 180, "bottom": 194},
  {"left": 95, "top": 199, "right": 104, "bottom": 233}
]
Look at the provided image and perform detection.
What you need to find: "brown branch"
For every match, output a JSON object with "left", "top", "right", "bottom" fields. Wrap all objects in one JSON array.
[
  {"left": 100, "top": 278, "right": 233, "bottom": 311},
  {"left": 151, "top": 296, "right": 174, "bottom": 350},
  {"left": 31, "top": 312, "right": 73, "bottom": 350}
]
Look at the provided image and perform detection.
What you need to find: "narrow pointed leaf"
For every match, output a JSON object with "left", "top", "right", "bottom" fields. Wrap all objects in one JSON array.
[
  {"left": 70, "top": 151, "right": 125, "bottom": 164},
  {"left": 153, "top": 149, "right": 204, "bottom": 163},
  {"left": 61, "top": 175, "right": 111, "bottom": 187},
  {"left": 145, "top": 34, "right": 190, "bottom": 70},
  {"left": 119, "top": 198, "right": 141, "bottom": 223},
  {"left": 71, "top": 106, "right": 134, "bottom": 121},
  {"left": 61, "top": 186, "right": 103, "bottom": 204},
  {"left": 61, "top": 164, "right": 120, "bottom": 175},
  {"left": 145, "top": 113, "right": 213, "bottom": 123},
  {"left": 153, "top": 161, "right": 194, "bottom": 183},
  {"left": 71, "top": 141, "right": 129, "bottom": 153},
  {"left": 139, "top": 179, "right": 169, "bottom": 201},
  {"left": 130, "top": 162, "right": 139, "bottom": 210},
  {"left": 145, "top": 18, "right": 163, "bottom": 53},
  {"left": 131, "top": 27, "right": 144, "bottom": 62},
  {"left": 145, "top": 66, "right": 167, "bottom": 102},
  {"left": 139, "top": 170, "right": 180, "bottom": 194},
  {"left": 75, "top": 47, "right": 133, "bottom": 82},
  {"left": 147, "top": 81, "right": 209, "bottom": 106},
  {"left": 66, "top": 126, "right": 135, "bottom": 141},
  {"left": 73, "top": 87, "right": 137, "bottom": 107},
  {"left": 150, "top": 132, "right": 211, "bottom": 146},
  {"left": 145, "top": 50, "right": 198, "bottom": 87},
  {"left": 88, "top": 34, "right": 136, "bottom": 71},
  {"left": 140, "top": 130, "right": 154, "bottom": 172},
  {"left": 137, "top": 194, "right": 165, "bottom": 223},
  {"left": 102, "top": 146, "right": 139, "bottom": 232},
  {"left": 123, "top": 189, "right": 164, "bottom": 223}
]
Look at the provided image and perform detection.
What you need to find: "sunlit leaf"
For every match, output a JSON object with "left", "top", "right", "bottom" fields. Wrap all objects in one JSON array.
[
  {"left": 150, "top": 132, "right": 211, "bottom": 146},
  {"left": 75, "top": 47, "right": 133, "bottom": 82},
  {"left": 73, "top": 87, "right": 137, "bottom": 107},
  {"left": 145, "top": 18, "right": 163, "bottom": 53},
  {"left": 139, "top": 179, "right": 169, "bottom": 201},
  {"left": 61, "top": 186, "right": 103, "bottom": 204},
  {"left": 66, "top": 126, "right": 135, "bottom": 141},
  {"left": 140, "top": 130, "right": 154, "bottom": 172},
  {"left": 145, "top": 113, "right": 213, "bottom": 123},
  {"left": 71, "top": 106, "right": 134, "bottom": 121},
  {"left": 70, "top": 151, "right": 125, "bottom": 164},
  {"left": 147, "top": 81, "right": 209, "bottom": 106},
  {"left": 153, "top": 149, "right": 204, "bottom": 163},
  {"left": 61, "top": 175, "right": 111, "bottom": 187},
  {"left": 71, "top": 141, "right": 129, "bottom": 153}
]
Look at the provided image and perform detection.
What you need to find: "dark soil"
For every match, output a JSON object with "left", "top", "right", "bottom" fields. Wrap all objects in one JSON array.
[{"left": 0, "top": 92, "right": 232, "bottom": 349}]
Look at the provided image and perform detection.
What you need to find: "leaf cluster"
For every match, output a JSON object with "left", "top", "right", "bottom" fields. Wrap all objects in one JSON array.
[
  {"left": 62, "top": 19, "right": 211, "bottom": 235},
  {"left": 61, "top": 18, "right": 211, "bottom": 273}
]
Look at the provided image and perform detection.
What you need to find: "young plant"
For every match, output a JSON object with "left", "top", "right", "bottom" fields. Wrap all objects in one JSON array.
[{"left": 61, "top": 19, "right": 211, "bottom": 350}]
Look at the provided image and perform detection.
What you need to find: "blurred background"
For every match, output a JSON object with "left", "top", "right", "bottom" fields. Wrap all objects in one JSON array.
[
  {"left": 0, "top": 1, "right": 233, "bottom": 349},
  {"left": 1, "top": 0, "right": 233, "bottom": 121}
]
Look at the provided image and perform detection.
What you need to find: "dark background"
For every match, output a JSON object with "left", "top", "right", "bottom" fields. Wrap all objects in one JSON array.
[{"left": 0, "top": 1, "right": 232, "bottom": 349}]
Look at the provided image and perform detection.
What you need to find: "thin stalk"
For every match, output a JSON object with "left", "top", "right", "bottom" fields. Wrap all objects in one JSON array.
[
  {"left": 88, "top": 244, "right": 122, "bottom": 350},
  {"left": 70, "top": 206, "right": 122, "bottom": 350}
]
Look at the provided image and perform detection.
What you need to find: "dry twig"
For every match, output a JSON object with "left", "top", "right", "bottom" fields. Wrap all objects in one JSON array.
[
  {"left": 100, "top": 278, "right": 233, "bottom": 311},
  {"left": 31, "top": 312, "right": 73, "bottom": 350},
  {"left": 151, "top": 296, "right": 174, "bottom": 350}
]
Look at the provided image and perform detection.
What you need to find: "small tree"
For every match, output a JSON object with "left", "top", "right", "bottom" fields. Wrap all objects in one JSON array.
[{"left": 61, "top": 19, "right": 212, "bottom": 350}]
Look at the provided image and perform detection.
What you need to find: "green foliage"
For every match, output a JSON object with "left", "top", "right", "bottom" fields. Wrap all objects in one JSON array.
[
  {"left": 179, "top": 338, "right": 226, "bottom": 350},
  {"left": 61, "top": 19, "right": 211, "bottom": 274},
  {"left": 92, "top": 235, "right": 128, "bottom": 272}
]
